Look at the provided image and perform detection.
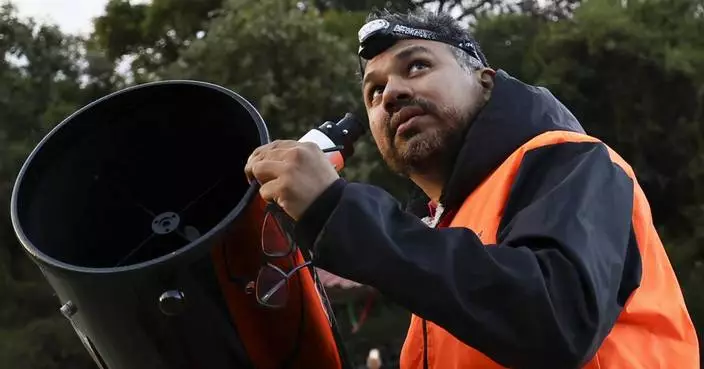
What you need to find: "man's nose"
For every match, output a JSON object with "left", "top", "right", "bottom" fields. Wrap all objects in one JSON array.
[{"left": 382, "top": 77, "right": 413, "bottom": 114}]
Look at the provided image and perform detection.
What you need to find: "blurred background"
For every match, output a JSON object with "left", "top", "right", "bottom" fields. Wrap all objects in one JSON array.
[{"left": 0, "top": 0, "right": 702, "bottom": 368}]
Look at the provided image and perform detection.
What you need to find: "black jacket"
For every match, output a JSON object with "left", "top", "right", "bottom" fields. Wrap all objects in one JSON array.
[{"left": 294, "top": 70, "right": 641, "bottom": 368}]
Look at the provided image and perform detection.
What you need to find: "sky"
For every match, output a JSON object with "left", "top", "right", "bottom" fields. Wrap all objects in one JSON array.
[
  {"left": 9, "top": 0, "right": 148, "bottom": 75},
  {"left": 11, "top": 0, "right": 147, "bottom": 36}
]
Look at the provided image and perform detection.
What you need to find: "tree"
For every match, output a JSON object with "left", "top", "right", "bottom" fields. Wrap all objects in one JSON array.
[
  {"left": 92, "top": 0, "right": 225, "bottom": 82},
  {"left": 0, "top": 3, "right": 120, "bottom": 368},
  {"left": 309, "top": 0, "right": 418, "bottom": 12}
]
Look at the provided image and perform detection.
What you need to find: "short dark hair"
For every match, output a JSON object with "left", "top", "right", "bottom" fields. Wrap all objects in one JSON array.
[{"left": 364, "top": 8, "right": 489, "bottom": 71}]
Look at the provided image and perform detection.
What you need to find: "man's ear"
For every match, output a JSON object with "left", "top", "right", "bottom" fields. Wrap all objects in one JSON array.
[
  {"left": 478, "top": 68, "right": 495, "bottom": 90},
  {"left": 477, "top": 68, "right": 495, "bottom": 101}
]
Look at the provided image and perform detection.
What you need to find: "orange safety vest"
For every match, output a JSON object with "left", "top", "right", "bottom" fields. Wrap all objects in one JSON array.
[{"left": 399, "top": 131, "right": 699, "bottom": 368}]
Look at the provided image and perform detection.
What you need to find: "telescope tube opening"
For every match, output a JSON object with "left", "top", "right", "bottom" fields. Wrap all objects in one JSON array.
[{"left": 13, "top": 81, "right": 267, "bottom": 270}]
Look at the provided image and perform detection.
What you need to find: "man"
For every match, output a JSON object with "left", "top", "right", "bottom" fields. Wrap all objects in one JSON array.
[{"left": 245, "top": 9, "right": 699, "bottom": 369}]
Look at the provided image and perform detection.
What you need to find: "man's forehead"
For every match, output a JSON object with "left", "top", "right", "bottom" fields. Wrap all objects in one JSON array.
[
  {"left": 373, "top": 39, "right": 447, "bottom": 61},
  {"left": 363, "top": 39, "right": 447, "bottom": 79}
]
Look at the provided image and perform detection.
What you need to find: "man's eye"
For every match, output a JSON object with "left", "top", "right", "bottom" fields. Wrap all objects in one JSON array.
[
  {"left": 409, "top": 60, "right": 430, "bottom": 73},
  {"left": 369, "top": 85, "right": 384, "bottom": 101}
]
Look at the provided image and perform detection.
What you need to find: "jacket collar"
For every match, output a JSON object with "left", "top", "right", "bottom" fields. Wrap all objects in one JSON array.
[{"left": 407, "top": 70, "right": 586, "bottom": 216}]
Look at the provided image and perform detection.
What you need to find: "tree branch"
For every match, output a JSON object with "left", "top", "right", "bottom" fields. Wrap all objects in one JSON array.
[{"left": 457, "top": 0, "right": 495, "bottom": 21}]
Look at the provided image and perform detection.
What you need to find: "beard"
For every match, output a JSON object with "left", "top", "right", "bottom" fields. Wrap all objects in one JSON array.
[{"left": 380, "top": 98, "right": 471, "bottom": 178}]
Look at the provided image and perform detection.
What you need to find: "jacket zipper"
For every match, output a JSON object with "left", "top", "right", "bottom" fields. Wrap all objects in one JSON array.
[{"left": 421, "top": 203, "right": 445, "bottom": 369}]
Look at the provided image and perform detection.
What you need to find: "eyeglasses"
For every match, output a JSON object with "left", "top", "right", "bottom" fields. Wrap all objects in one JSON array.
[
  {"left": 219, "top": 193, "right": 316, "bottom": 309},
  {"left": 254, "top": 202, "right": 312, "bottom": 308},
  {"left": 221, "top": 143, "right": 352, "bottom": 366},
  {"left": 246, "top": 144, "right": 345, "bottom": 308}
]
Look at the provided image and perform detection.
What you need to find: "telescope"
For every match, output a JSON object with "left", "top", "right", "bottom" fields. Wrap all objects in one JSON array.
[{"left": 9, "top": 80, "right": 365, "bottom": 369}]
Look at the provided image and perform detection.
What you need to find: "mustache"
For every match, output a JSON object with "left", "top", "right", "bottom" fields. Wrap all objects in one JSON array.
[{"left": 385, "top": 98, "right": 436, "bottom": 136}]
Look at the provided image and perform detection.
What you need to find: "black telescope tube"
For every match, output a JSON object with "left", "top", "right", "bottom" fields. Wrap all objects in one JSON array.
[{"left": 10, "top": 80, "right": 363, "bottom": 369}]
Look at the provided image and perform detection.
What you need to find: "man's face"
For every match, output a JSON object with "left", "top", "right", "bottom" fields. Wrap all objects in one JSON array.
[{"left": 362, "top": 39, "right": 492, "bottom": 176}]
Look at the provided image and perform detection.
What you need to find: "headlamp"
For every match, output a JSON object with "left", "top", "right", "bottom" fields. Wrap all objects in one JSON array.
[{"left": 357, "top": 19, "right": 486, "bottom": 71}]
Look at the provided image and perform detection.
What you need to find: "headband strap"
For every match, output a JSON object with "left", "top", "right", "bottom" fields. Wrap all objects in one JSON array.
[{"left": 357, "top": 19, "right": 485, "bottom": 68}]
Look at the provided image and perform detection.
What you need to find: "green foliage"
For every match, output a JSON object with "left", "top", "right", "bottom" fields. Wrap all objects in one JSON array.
[
  {"left": 92, "top": 0, "right": 224, "bottom": 81},
  {"left": 0, "top": 3, "right": 118, "bottom": 367},
  {"left": 479, "top": 0, "right": 704, "bottom": 240},
  {"left": 310, "top": 0, "right": 418, "bottom": 12}
]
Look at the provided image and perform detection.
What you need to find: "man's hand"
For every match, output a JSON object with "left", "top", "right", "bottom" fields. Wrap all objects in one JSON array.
[{"left": 244, "top": 140, "right": 340, "bottom": 220}]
